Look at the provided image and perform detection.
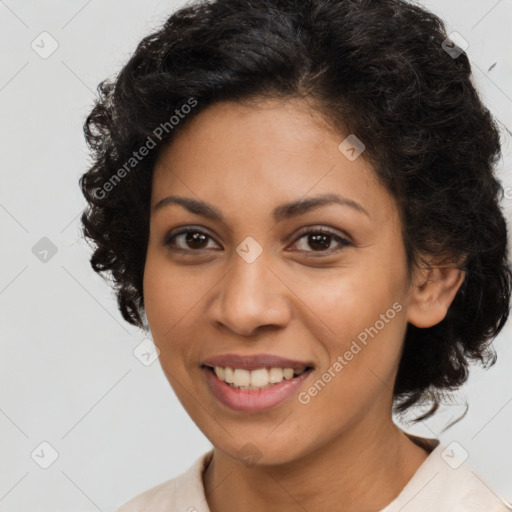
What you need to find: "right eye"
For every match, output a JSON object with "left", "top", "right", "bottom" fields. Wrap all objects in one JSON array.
[{"left": 162, "top": 228, "right": 222, "bottom": 253}]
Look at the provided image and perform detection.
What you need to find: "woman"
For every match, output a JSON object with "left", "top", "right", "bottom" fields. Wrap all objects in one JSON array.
[{"left": 80, "top": 0, "right": 512, "bottom": 510}]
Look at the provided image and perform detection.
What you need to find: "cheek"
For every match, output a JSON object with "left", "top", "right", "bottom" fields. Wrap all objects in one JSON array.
[
  {"left": 142, "top": 255, "right": 208, "bottom": 405},
  {"left": 289, "top": 258, "right": 408, "bottom": 393},
  {"left": 291, "top": 257, "right": 406, "bottom": 342},
  {"left": 289, "top": 276, "right": 406, "bottom": 448},
  {"left": 143, "top": 250, "right": 204, "bottom": 339}
]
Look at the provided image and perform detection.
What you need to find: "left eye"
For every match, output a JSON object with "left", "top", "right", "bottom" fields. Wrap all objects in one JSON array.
[{"left": 290, "top": 228, "right": 351, "bottom": 254}]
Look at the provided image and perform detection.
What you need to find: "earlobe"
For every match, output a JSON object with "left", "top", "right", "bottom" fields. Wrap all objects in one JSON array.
[{"left": 407, "top": 264, "right": 466, "bottom": 328}]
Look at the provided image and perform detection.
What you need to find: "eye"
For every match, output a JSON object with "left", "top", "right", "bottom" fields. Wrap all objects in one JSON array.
[
  {"left": 162, "top": 228, "right": 220, "bottom": 252},
  {"left": 162, "top": 226, "right": 352, "bottom": 255},
  {"left": 288, "top": 227, "right": 352, "bottom": 255}
]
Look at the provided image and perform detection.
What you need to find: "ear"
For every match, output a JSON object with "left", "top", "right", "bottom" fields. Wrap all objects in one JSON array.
[{"left": 407, "top": 263, "right": 466, "bottom": 328}]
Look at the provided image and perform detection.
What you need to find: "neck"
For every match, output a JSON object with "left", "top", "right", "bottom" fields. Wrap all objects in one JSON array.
[{"left": 203, "top": 417, "right": 429, "bottom": 512}]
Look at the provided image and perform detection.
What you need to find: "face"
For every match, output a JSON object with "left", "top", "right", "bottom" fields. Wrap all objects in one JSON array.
[{"left": 143, "top": 98, "right": 416, "bottom": 466}]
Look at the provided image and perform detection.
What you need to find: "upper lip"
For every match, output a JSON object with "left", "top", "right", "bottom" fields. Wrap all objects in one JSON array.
[{"left": 201, "top": 353, "right": 314, "bottom": 371}]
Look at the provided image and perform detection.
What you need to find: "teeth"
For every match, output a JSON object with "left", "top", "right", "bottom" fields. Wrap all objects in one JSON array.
[
  {"left": 224, "top": 367, "right": 234, "bottom": 384},
  {"left": 233, "top": 369, "right": 250, "bottom": 387},
  {"left": 251, "top": 368, "right": 269, "bottom": 387},
  {"left": 269, "top": 367, "right": 284, "bottom": 383},
  {"left": 283, "top": 368, "right": 294, "bottom": 380},
  {"left": 211, "top": 366, "right": 307, "bottom": 390}
]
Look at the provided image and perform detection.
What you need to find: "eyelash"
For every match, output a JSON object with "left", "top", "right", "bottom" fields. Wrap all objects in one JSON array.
[{"left": 161, "top": 226, "right": 352, "bottom": 256}]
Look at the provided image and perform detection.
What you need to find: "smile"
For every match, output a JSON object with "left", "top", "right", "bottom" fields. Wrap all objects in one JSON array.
[
  {"left": 201, "top": 358, "right": 314, "bottom": 412},
  {"left": 210, "top": 366, "right": 308, "bottom": 390}
]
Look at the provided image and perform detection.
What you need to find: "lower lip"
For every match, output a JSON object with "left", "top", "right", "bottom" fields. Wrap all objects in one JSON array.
[{"left": 203, "top": 367, "right": 313, "bottom": 412}]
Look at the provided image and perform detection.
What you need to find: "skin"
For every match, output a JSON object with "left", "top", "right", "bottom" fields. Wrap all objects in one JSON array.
[{"left": 143, "top": 98, "right": 465, "bottom": 512}]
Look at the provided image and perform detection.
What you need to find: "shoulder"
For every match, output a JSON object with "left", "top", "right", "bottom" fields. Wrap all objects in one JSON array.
[
  {"left": 438, "top": 459, "right": 512, "bottom": 512},
  {"left": 383, "top": 440, "right": 512, "bottom": 512},
  {"left": 113, "top": 450, "right": 213, "bottom": 512}
]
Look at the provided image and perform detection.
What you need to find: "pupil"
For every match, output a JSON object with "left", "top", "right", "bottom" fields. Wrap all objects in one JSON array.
[
  {"left": 309, "top": 233, "right": 330, "bottom": 251},
  {"left": 187, "top": 232, "right": 207, "bottom": 249}
]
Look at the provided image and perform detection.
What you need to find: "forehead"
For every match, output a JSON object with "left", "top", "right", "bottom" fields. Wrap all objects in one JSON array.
[{"left": 151, "top": 99, "right": 397, "bottom": 225}]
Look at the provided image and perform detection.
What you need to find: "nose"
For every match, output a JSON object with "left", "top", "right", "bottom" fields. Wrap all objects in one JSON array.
[{"left": 208, "top": 249, "right": 292, "bottom": 337}]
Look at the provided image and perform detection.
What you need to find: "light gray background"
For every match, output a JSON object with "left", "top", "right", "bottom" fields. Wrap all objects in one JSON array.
[{"left": 1, "top": 0, "right": 511, "bottom": 510}]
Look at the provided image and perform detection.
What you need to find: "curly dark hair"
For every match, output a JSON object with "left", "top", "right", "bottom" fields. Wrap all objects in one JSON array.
[{"left": 79, "top": 0, "right": 512, "bottom": 420}]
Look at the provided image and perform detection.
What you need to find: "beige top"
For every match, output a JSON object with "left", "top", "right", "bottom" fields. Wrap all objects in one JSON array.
[{"left": 115, "top": 434, "right": 511, "bottom": 512}]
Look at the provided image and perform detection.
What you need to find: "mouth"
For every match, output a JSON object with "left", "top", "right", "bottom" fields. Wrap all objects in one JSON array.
[
  {"left": 202, "top": 365, "right": 313, "bottom": 390},
  {"left": 200, "top": 354, "right": 315, "bottom": 412}
]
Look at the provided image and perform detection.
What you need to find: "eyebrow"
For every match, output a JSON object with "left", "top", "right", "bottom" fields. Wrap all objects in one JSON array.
[{"left": 152, "top": 193, "right": 371, "bottom": 222}]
